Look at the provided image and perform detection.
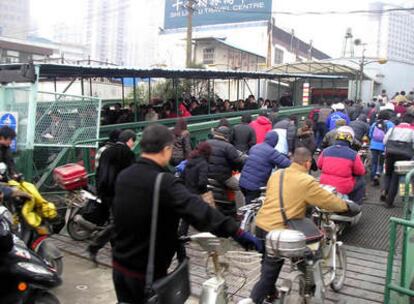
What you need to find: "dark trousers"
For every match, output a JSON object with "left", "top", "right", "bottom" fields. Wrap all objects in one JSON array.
[
  {"left": 113, "top": 268, "right": 145, "bottom": 304},
  {"left": 251, "top": 227, "right": 284, "bottom": 304},
  {"left": 384, "top": 153, "right": 410, "bottom": 206},
  {"left": 348, "top": 176, "right": 366, "bottom": 205},
  {"left": 370, "top": 149, "right": 384, "bottom": 180},
  {"left": 89, "top": 197, "right": 113, "bottom": 253},
  {"left": 315, "top": 122, "right": 327, "bottom": 148},
  {"left": 241, "top": 188, "right": 262, "bottom": 205}
]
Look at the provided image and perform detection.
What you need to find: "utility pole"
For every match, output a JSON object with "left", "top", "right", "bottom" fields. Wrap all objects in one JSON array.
[{"left": 186, "top": 0, "right": 195, "bottom": 68}]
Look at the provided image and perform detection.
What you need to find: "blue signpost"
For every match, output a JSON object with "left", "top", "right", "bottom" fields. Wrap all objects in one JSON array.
[
  {"left": 0, "top": 112, "right": 18, "bottom": 151},
  {"left": 164, "top": 0, "right": 272, "bottom": 29}
]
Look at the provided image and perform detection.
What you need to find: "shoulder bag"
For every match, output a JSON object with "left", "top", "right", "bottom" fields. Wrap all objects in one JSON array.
[
  {"left": 145, "top": 173, "right": 191, "bottom": 304},
  {"left": 385, "top": 127, "right": 414, "bottom": 159},
  {"left": 278, "top": 170, "right": 324, "bottom": 243}
]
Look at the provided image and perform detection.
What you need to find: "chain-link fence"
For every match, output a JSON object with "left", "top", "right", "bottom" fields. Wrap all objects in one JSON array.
[{"left": 31, "top": 91, "right": 101, "bottom": 189}]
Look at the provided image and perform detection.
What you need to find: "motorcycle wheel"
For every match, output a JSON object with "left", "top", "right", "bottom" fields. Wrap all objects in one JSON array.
[
  {"left": 32, "top": 290, "right": 60, "bottom": 304},
  {"left": 67, "top": 218, "right": 91, "bottom": 241},
  {"left": 330, "top": 246, "right": 347, "bottom": 292},
  {"left": 46, "top": 257, "right": 63, "bottom": 276}
]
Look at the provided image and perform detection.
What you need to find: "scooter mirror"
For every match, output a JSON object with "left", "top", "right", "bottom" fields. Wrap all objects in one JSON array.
[{"left": 0, "top": 162, "right": 7, "bottom": 175}]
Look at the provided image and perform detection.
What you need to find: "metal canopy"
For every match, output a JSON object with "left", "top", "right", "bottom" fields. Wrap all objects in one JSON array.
[
  {"left": 267, "top": 61, "right": 362, "bottom": 78},
  {"left": 0, "top": 63, "right": 347, "bottom": 84}
]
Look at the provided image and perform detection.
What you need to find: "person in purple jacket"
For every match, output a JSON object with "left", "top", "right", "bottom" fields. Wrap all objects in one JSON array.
[{"left": 239, "top": 131, "right": 291, "bottom": 205}]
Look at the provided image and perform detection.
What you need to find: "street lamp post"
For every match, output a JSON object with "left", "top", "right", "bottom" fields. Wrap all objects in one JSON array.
[{"left": 353, "top": 39, "right": 387, "bottom": 101}]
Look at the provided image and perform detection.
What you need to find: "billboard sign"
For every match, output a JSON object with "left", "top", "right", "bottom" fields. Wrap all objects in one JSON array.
[{"left": 164, "top": 0, "right": 272, "bottom": 30}]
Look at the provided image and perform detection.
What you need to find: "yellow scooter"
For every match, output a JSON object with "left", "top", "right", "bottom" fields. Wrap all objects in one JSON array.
[{"left": 0, "top": 163, "right": 63, "bottom": 275}]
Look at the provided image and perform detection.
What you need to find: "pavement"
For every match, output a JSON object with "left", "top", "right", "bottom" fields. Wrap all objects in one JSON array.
[
  {"left": 53, "top": 252, "right": 116, "bottom": 304},
  {"left": 53, "top": 252, "right": 199, "bottom": 304}
]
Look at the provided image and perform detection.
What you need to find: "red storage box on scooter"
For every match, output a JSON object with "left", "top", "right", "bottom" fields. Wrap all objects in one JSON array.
[{"left": 53, "top": 163, "right": 88, "bottom": 190}]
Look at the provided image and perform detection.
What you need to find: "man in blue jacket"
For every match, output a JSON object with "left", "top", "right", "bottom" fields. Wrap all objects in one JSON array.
[
  {"left": 326, "top": 103, "right": 350, "bottom": 131},
  {"left": 239, "top": 131, "right": 291, "bottom": 204}
]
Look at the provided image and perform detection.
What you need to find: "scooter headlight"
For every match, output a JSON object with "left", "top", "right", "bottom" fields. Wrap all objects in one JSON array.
[{"left": 17, "top": 262, "right": 52, "bottom": 275}]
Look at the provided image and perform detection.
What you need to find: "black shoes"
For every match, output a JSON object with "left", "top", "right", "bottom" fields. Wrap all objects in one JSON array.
[
  {"left": 87, "top": 246, "right": 98, "bottom": 266},
  {"left": 380, "top": 191, "right": 387, "bottom": 202}
]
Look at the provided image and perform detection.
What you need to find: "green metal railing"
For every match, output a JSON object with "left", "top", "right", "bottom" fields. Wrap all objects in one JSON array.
[
  {"left": 384, "top": 168, "right": 414, "bottom": 304},
  {"left": 33, "top": 105, "right": 314, "bottom": 190},
  {"left": 384, "top": 217, "right": 414, "bottom": 303}
]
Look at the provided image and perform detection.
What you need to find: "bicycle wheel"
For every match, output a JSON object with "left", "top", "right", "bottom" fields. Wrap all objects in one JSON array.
[{"left": 330, "top": 246, "right": 347, "bottom": 292}]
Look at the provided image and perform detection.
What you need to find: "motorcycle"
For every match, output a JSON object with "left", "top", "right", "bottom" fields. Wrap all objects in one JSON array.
[
  {"left": 0, "top": 206, "right": 62, "bottom": 304},
  {"left": 358, "top": 136, "right": 371, "bottom": 171},
  {"left": 53, "top": 163, "right": 107, "bottom": 241},
  {"left": 0, "top": 164, "right": 64, "bottom": 276},
  {"left": 60, "top": 189, "right": 103, "bottom": 241}
]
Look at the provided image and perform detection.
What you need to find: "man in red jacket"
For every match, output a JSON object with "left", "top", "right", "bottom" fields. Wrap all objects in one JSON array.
[
  {"left": 318, "top": 126, "right": 366, "bottom": 204},
  {"left": 249, "top": 113, "right": 272, "bottom": 144}
]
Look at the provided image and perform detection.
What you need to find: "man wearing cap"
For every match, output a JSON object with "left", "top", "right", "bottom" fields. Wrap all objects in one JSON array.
[
  {"left": 207, "top": 126, "right": 243, "bottom": 191},
  {"left": 326, "top": 103, "right": 350, "bottom": 131},
  {"left": 318, "top": 126, "right": 366, "bottom": 204}
]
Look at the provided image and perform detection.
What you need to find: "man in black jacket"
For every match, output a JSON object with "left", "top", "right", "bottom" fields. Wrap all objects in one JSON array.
[
  {"left": 111, "top": 124, "right": 261, "bottom": 303},
  {"left": 88, "top": 129, "right": 136, "bottom": 262},
  {"left": 0, "top": 126, "right": 18, "bottom": 178},
  {"left": 232, "top": 114, "right": 256, "bottom": 153},
  {"left": 207, "top": 126, "right": 243, "bottom": 190}
]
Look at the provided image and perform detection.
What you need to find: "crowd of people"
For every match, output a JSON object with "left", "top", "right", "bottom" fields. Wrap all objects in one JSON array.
[
  {"left": 100, "top": 94, "right": 289, "bottom": 125},
  {"left": 86, "top": 89, "right": 414, "bottom": 303}
]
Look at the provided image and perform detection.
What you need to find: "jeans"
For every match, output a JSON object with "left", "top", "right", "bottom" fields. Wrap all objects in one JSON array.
[
  {"left": 251, "top": 227, "right": 285, "bottom": 304},
  {"left": 384, "top": 153, "right": 410, "bottom": 206},
  {"left": 241, "top": 188, "right": 261, "bottom": 205},
  {"left": 348, "top": 176, "right": 366, "bottom": 205},
  {"left": 370, "top": 149, "right": 384, "bottom": 180},
  {"left": 113, "top": 268, "right": 145, "bottom": 304}
]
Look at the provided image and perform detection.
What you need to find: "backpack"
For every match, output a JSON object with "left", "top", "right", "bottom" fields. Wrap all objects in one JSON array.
[{"left": 372, "top": 120, "right": 387, "bottom": 142}]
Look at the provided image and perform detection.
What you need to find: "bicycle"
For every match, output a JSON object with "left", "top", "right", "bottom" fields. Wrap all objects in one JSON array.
[
  {"left": 260, "top": 205, "right": 354, "bottom": 304},
  {"left": 238, "top": 187, "right": 266, "bottom": 234}
]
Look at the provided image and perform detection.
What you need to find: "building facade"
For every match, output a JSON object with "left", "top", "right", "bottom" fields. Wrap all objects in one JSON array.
[
  {"left": 0, "top": 0, "right": 30, "bottom": 39},
  {"left": 0, "top": 37, "right": 53, "bottom": 64},
  {"left": 193, "top": 37, "right": 266, "bottom": 71},
  {"left": 85, "top": 0, "right": 130, "bottom": 65},
  {"left": 367, "top": 2, "right": 414, "bottom": 63}
]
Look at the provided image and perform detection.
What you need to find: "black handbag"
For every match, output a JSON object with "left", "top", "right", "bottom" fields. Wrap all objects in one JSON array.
[
  {"left": 278, "top": 170, "right": 324, "bottom": 244},
  {"left": 385, "top": 127, "right": 414, "bottom": 159},
  {"left": 145, "top": 173, "right": 191, "bottom": 304}
]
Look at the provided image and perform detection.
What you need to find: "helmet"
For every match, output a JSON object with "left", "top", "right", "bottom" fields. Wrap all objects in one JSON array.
[
  {"left": 336, "top": 126, "right": 354, "bottom": 144},
  {"left": 380, "top": 103, "right": 395, "bottom": 112},
  {"left": 332, "top": 103, "right": 345, "bottom": 111}
]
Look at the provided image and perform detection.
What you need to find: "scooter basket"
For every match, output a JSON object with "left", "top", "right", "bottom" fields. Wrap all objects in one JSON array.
[{"left": 266, "top": 229, "right": 307, "bottom": 258}]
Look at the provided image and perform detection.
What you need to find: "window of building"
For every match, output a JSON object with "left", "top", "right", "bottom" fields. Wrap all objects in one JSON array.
[
  {"left": 203, "top": 47, "right": 215, "bottom": 64},
  {"left": 274, "top": 47, "right": 284, "bottom": 64}
]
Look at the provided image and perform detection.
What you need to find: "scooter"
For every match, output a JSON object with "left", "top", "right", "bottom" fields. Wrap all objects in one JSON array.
[
  {"left": 60, "top": 188, "right": 103, "bottom": 241},
  {"left": 0, "top": 164, "right": 64, "bottom": 276},
  {"left": 320, "top": 184, "right": 362, "bottom": 235},
  {"left": 0, "top": 206, "right": 62, "bottom": 304}
]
